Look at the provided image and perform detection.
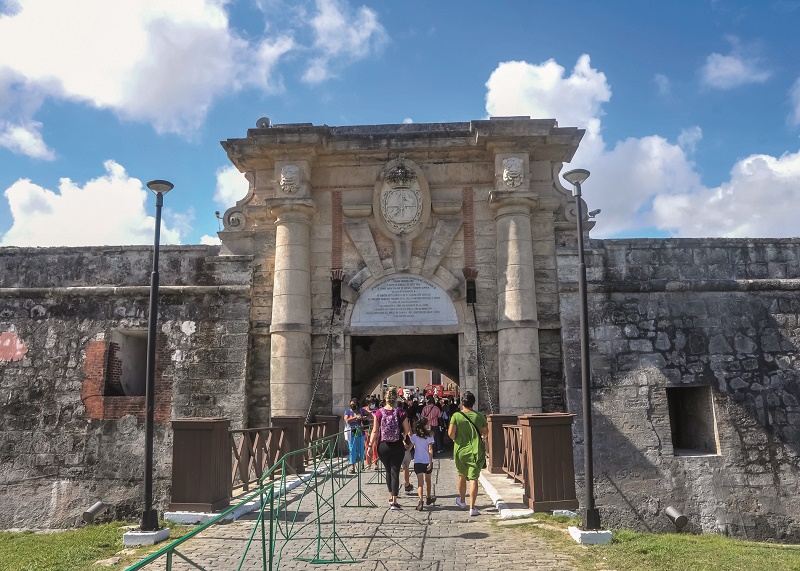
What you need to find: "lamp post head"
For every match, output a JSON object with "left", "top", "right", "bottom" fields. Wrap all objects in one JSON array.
[
  {"left": 562, "top": 168, "right": 590, "bottom": 187},
  {"left": 146, "top": 180, "right": 174, "bottom": 195}
]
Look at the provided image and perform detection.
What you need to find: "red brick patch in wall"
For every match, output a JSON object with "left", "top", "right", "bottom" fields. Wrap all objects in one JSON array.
[
  {"left": 81, "top": 340, "right": 172, "bottom": 422},
  {"left": 462, "top": 186, "right": 476, "bottom": 269},
  {"left": 0, "top": 329, "right": 28, "bottom": 363},
  {"left": 331, "top": 190, "right": 343, "bottom": 269}
]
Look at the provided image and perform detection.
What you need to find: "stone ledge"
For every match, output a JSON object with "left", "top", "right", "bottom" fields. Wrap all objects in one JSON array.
[
  {"left": 123, "top": 528, "right": 170, "bottom": 547},
  {"left": 558, "top": 278, "right": 800, "bottom": 294},
  {"left": 0, "top": 285, "right": 251, "bottom": 298},
  {"left": 568, "top": 526, "right": 612, "bottom": 545}
]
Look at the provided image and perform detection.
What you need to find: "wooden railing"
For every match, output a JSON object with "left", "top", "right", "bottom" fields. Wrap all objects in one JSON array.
[
  {"left": 303, "top": 422, "right": 328, "bottom": 463},
  {"left": 229, "top": 421, "right": 334, "bottom": 491},
  {"left": 502, "top": 424, "right": 524, "bottom": 484},
  {"left": 229, "top": 427, "right": 286, "bottom": 491}
]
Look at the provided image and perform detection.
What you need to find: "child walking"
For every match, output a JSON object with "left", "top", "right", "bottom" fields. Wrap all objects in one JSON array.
[{"left": 407, "top": 418, "right": 436, "bottom": 511}]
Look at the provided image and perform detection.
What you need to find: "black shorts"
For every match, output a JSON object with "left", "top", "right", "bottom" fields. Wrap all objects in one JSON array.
[{"left": 414, "top": 462, "right": 432, "bottom": 475}]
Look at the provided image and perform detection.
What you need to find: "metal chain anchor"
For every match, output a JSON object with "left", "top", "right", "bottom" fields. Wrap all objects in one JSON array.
[
  {"left": 306, "top": 311, "right": 336, "bottom": 425},
  {"left": 471, "top": 302, "right": 495, "bottom": 415}
]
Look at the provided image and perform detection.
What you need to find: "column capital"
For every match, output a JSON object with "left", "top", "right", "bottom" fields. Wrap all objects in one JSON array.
[
  {"left": 265, "top": 198, "right": 317, "bottom": 224},
  {"left": 488, "top": 190, "right": 538, "bottom": 218}
]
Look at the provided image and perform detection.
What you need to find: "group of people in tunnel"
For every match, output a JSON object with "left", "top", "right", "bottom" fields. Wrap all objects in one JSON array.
[{"left": 344, "top": 387, "right": 488, "bottom": 515}]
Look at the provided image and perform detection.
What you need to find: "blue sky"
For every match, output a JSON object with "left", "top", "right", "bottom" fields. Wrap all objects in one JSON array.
[{"left": 1, "top": 0, "right": 799, "bottom": 246}]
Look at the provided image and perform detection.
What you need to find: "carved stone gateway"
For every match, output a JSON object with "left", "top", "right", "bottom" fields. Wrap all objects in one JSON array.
[
  {"left": 220, "top": 119, "right": 585, "bottom": 419},
  {"left": 0, "top": 118, "right": 798, "bottom": 541}
]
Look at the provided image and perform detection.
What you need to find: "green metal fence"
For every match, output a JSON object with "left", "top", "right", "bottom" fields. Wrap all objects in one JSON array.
[{"left": 125, "top": 427, "right": 369, "bottom": 571}]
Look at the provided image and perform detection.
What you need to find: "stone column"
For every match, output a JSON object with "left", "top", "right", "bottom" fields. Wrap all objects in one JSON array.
[
  {"left": 267, "top": 198, "right": 316, "bottom": 418},
  {"left": 490, "top": 153, "right": 542, "bottom": 414},
  {"left": 493, "top": 197, "right": 541, "bottom": 413}
]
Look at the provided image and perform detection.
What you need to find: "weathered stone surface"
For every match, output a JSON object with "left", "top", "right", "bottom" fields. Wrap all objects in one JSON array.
[
  {"left": 560, "top": 238, "right": 800, "bottom": 542},
  {"left": 0, "top": 246, "right": 251, "bottom": 529},
  {"left": 3, "top": 121, "right": 800, "bottom": 545}
]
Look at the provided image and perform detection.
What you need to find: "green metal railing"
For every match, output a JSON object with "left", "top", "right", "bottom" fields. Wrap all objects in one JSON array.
[{"left": 126, "top": 427, "right": 370, "bottom": 571}]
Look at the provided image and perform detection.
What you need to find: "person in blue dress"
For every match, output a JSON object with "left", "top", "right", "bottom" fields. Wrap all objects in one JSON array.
[{"left": 344, "top": 398, "right": 369, "bottom": 473}]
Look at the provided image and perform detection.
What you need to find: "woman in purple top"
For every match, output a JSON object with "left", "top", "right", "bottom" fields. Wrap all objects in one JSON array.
[{"left": 368, "top": 387, "right": 412, "bottom": 509}]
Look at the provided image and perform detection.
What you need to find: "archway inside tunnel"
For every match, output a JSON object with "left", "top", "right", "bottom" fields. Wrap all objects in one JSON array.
[{"left": 350, "top": 334, "right": 459, "bottom": 402}]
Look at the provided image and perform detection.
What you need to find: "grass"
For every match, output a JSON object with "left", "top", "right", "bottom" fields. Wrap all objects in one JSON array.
[
  {"left": 0, "top": 522, "right": 191, "bottom": 571},
  {"left": 498, "top": 514, "right": 800, "bottom": 571}
]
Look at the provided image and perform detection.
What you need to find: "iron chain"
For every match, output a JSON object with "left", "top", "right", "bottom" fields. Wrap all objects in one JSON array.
[
  {"left": 306, "top": 311, "right": 336, "bottom": 425},
  {"left": 471, "top": 302, "right": 495, "bottom": 414}
]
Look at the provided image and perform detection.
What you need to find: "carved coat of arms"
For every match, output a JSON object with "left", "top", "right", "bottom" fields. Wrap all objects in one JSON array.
[
  {"left": 379, "top": 161, "right": 423, "bottom": 234},
  {"left": 381, "top": 186, "right": 422, "bottom": 233}
]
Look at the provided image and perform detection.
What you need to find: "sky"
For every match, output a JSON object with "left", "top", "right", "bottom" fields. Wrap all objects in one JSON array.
[{"left": 1, "top": 0, "right": 800, "bottom": 247}]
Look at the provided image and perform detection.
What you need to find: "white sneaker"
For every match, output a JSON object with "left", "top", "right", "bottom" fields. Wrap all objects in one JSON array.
[
  {"left": 469, "top": 508, "right": 480, "bottom": 517},
  {"left": 455, "top": 497, "right": 467, "bottom": 509}
]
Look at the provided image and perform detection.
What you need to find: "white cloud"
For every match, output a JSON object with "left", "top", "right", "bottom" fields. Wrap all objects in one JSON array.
[
  {"left": 486, "top": 55, "right": 610, "bottom": 161},
  {"left": 677, "top": 126, "right": 702, "bottom": 154},
  {"left": 1, "top": 160, "right": 183, "bottom": 246},
  {"left": 0, "top": 120, "right": 53, "bottom": 159},
  {"left": 403, "top": 117, "right": 413, "bottom": 124},
  {"left": 200, "top": 234, "right": 221, "bottom": 245},
  {"left": 214, "top": 165, "right": 249, "bottom": 207},
  {"left": 302, "top": 0, "right": 387, "bottom": 83},
  {"left": 789, "top": 77, "right": 800, "bottom": 126},
  {"left": 700, "top": 39, "right": 771, "bottom": 89},
  {"left": 652, "top": 151, "right": 800, "bottom": 238},
  {"left": 484, "top": 55, "right": 799, "bottom": 239},
  {"left": 0, "top": 0, "right": 294, "bottom": 138},
  {"left": 654, "top": 73, "right": 670, "bottom": 97}
]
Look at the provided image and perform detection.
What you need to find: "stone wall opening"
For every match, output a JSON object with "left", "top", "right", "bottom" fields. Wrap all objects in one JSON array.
[
  {"left": 108, "top": 329, "right": 147, "bottom": 396},
  {"left": 666, "top": 386, "right": 719, "bottom": 455},
  {"left": 350, "top": 334, "right": 459, "bottom": 401}
]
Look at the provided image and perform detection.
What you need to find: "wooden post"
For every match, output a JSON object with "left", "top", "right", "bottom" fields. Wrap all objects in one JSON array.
[
  {"left": 271, "top": 416, "right": 306, "bottom": 474},
  {"left": 518, "top": 413, "right": 579, "bottom": 511},
  {"left": 169, "top": 418, "right": 231, "bottom": 512},
  {"left": 486, "top": 414, "right": 518, "bottom": 474}
]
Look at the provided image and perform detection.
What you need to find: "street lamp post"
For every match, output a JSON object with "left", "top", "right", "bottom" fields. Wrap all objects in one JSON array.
[
  {"left": 562, "top": 168, "right": 601, "bottom": 531},
  {"left": 141, "top": 179, "right": 173, "bottom": 532}
]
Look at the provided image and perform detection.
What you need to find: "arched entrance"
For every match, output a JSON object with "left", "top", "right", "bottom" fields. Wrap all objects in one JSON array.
[{"left": 351, "top": 334, "right": 459, "bottom": 401}]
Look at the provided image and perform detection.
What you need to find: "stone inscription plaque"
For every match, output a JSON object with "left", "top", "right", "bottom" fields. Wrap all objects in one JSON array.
[{"left": 351, "top": 275, "right": 458, "bottom": 327}]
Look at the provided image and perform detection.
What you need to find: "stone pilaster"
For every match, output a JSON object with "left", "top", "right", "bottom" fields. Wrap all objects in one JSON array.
[
  {"left": 489, "top": 151, "right": 542, "bottom": 414},
  {"left": 266, "top": 198, "right": 316, "bottom": 418}
]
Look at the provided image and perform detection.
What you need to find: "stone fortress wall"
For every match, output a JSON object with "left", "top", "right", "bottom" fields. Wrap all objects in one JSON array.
[
  {"left": 561, "top": 238, "right": 800, "bottom": 540},
  {"left": 0, "top": 246, "right": 252, "bottom": 528},
  {"left": 0, "top": 118, "right": 797, "bottom": 541}
]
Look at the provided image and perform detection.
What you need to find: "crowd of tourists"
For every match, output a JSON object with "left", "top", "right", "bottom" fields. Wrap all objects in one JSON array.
[{"left": 343, "top": 387, "right": 488, "bottom": 516}]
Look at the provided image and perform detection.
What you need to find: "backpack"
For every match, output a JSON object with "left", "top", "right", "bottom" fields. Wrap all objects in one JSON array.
[{"left": 380, "top": 408, "right": 400, "bottom": 442}]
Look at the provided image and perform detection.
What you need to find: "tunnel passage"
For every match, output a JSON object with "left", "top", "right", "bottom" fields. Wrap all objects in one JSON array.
[{"left": 351, "top": 334, "right": 459, "bottom": 400}]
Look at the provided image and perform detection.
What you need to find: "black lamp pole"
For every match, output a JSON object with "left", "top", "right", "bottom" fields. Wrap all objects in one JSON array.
[
  {"left": 141, "top": 179, "right": 173, "bottom": 532},
  {"left": 563, "top": 169, "right": 601, "bottom": 531}
]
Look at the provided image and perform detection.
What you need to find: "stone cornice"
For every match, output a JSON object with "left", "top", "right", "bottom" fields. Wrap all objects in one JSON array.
[
  {"left": 558, "top": 278, "right": 800, "bottom": 294},
  {"left": 221, "top": 117, "right": 585, "bottom": 166},
  {"left": 0, "top": 285, "right": 252, "bottom": 298}
]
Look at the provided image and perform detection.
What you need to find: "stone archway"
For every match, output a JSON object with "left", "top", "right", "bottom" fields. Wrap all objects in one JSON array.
[{"left": 350, "top": 334, "right": 459, "bottom": 401}]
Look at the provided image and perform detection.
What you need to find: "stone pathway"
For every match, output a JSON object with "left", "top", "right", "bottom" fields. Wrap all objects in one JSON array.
[{"left": 136, "top": 456, "right": 576, "bottom": 570}]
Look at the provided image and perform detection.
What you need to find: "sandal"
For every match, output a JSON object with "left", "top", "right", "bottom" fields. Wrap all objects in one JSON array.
[{"left": 416, "top": 500, "right": 424, "bottom": 511}]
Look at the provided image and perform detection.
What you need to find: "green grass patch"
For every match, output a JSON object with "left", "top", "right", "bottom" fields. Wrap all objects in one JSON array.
[
  {"left": 497, "top": 514, "right": 800, "bottom": 571},
  {"left": 0, "top": 522, "right": 191, "bottom": 571}
]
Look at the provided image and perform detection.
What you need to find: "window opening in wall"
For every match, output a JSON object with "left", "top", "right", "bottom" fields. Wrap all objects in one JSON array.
[
  {"left": 666, "top": 386, "right": 719, "bottom": 455},
  {"left": 107, "top": 330, "right": 148, "bottom": 396},
  {"left": 403, "top": 370, "right": 415, "bottom": 388},
  {"left": 431, "top": 371, "right": 442, "bottom": 385}
]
